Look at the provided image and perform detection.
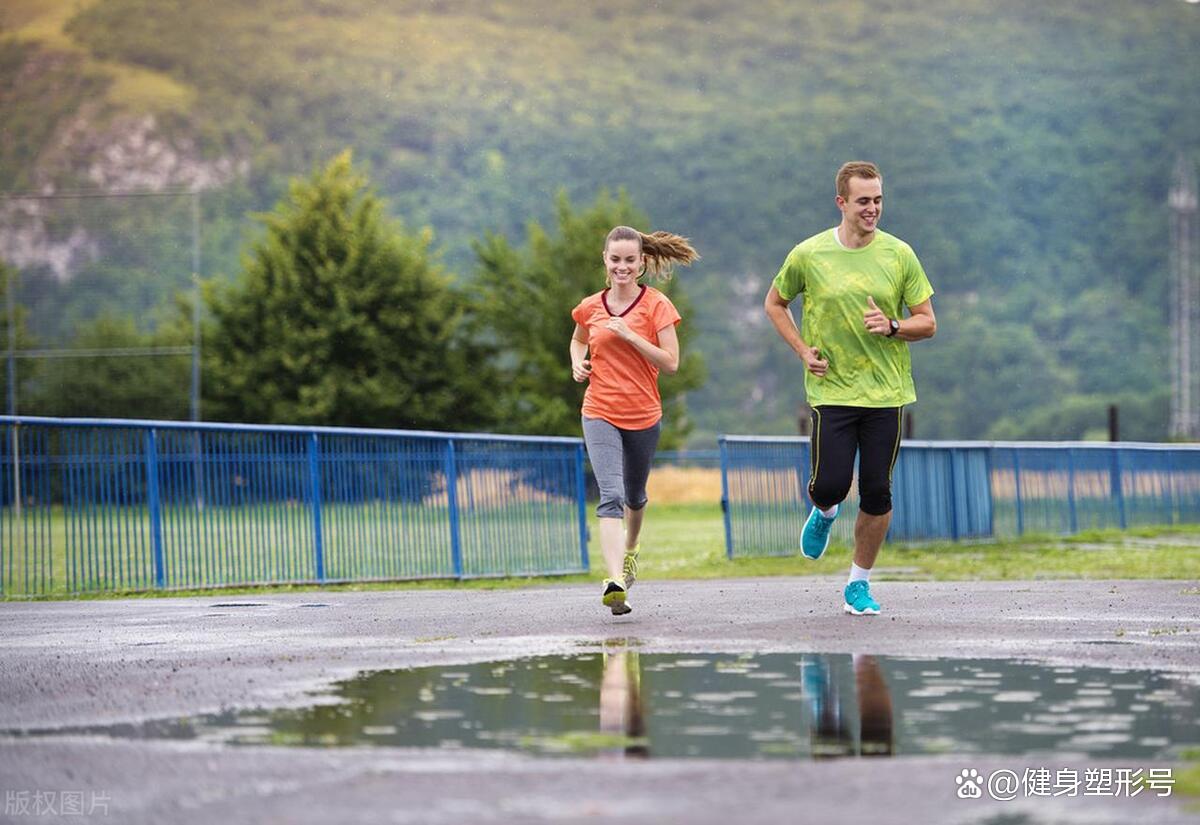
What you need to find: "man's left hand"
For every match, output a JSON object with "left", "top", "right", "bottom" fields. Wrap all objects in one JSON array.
[{"left": 864, "top": 296, "right": 891, "bottom": 336}]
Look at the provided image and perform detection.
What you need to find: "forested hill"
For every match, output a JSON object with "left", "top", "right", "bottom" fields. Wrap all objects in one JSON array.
[{"left": 3, "top": 0, "right": 1200, "bottom": 442}]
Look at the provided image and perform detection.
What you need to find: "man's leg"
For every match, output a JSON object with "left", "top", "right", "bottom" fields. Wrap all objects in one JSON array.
[
  {"left": 802, "top": 406, "right": 857, "bottom": 560},
  {"left": 853, "top": 509, "right": 891, "bottom": 570},
  {"left": 853, "top": 654, "right": 894, "bottom": 756},
  {"left": 853, "top": 406, "right": 902, "bottom": 564},
  {"left": 808, "top": 406, "right": 857, "bottom": 511},
  {"left": 844, "top": 407, "right": 902, "bottom": 615}
]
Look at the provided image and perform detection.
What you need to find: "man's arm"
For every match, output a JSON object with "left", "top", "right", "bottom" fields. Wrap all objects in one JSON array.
[
  {"left": 894, "top": 299, "right": 936, "bottom": 342},
  {"left": 764, "top": 286, "right": 827, "bottom": 377}
]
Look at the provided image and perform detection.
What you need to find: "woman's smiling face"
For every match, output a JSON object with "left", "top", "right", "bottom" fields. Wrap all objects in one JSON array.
[{"left": 604, "top": 238, "right": 643, "bottom": 287}]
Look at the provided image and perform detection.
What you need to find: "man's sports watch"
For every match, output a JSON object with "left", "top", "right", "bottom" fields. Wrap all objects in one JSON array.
[{"left": 887, "top": 318, "right": 900, "bottom": 337}]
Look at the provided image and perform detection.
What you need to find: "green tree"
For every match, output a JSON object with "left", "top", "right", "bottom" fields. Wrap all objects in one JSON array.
[
  {"left": 472, "top": 190, "right": 705, "bottom": 448},
  {"left": 0, "top": 262, "right": 37, "bottom": 415},
  {"left": 21, "top": 314, "right": 191, "bottom": 419},
  {"left": 912, "top": 310, "right": 1077, "bottom": 440},
  {"left": 986, "top": 390, "right": 1168, "bottom": 442},
  {"left": 204, "top": 151, "right": 494, "bottom": 430}
]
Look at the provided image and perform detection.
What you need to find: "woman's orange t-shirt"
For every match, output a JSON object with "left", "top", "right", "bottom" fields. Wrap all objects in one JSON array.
[{"left": 571, "top": 285, "right": 682, "bottom": 430}]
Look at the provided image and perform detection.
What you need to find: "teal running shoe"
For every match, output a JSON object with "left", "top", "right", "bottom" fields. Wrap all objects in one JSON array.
[
  {"left": 843, "top": 580, "right": 880, "bottom": 616},
  {"left": 800, "top": 656, "right": 831, "bottom": 712},
  {"left": 801, "top": 506, "right": 838, "bottom": 560}
]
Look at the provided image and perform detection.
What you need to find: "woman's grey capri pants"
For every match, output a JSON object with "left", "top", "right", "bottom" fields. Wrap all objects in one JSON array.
[{"left": 582, "top": 417, "right": 662, "bottom": 518}]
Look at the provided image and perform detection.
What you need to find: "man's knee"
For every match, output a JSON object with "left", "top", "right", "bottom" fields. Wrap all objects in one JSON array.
[
  {"left": 809, "top": 475, "right": 852, "bottom": 510},
  {"left": 858, "top": 483, "right": 892, "bottom": 516}
]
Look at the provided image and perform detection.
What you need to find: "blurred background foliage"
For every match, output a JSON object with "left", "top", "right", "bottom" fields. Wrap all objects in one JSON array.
[{"left": 2, "top": 0, "right": 1199, "bottom": 443}]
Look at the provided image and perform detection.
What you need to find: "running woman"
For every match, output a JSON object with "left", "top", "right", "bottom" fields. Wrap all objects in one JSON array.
[
  {"left": 570, "top": 225, "right": 698, "bottom": 615},
  {"left": 764, "top": 161, "right": 936, "bottom": 616}
]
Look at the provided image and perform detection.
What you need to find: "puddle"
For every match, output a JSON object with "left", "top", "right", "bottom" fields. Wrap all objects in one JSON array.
[{"left": 13, "top": 652, "right": 1200, "bottom": 760}]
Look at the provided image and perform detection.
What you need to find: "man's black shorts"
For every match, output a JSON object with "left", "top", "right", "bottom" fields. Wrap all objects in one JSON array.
[{"left": 808, "top": 405, "right": 903, "bottom": 516}]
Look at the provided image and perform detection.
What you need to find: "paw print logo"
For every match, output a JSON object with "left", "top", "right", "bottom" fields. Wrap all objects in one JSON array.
[{"left": 955, "top": 768, "right": 983, "bottom": 799}]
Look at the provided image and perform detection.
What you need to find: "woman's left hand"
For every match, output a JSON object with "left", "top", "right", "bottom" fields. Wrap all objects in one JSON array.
[{"left": 605, "top": 317, "right": 636, "bottom": 341}]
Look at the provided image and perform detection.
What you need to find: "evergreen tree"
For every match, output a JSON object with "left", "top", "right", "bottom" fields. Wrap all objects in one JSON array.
[
  {"left": 472, "top": 190, "right": 704, "bottom": 448},
  {"left": 20, "top": 314, "right": 191, "bottom": 420},
  {"left": 204, "top": 151, "right": 494, "bottom": 430},
  {"left": 0, "top": 263, "right": 37, "bottom": 416}
]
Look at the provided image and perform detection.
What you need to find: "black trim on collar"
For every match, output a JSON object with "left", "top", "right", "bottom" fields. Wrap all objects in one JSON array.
[{"left": 601, "top": 285, "right": 647, "bottom": 317}]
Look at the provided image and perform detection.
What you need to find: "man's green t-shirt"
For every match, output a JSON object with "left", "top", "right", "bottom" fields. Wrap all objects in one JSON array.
[{"left": 772, "top": 228, "right": 934, "bottom": 408}]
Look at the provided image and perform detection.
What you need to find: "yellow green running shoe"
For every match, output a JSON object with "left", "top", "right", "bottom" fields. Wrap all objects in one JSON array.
[
  {"left": 602, "top": 578, "right": 632, "bottom": 615},
  {"left": 622, "top": 544, "right": 640, "bottom": 589}
]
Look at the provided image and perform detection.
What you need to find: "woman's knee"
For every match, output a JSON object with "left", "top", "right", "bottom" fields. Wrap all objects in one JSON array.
[{"left": 596, "top": 491, "right": 625, "bottom": 519}]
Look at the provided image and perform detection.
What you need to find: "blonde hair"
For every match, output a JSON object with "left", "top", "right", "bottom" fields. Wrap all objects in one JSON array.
[
  {"left": 605, "top": 225, "right": 699, "bottom": 281},
  {"left": 836, "top": 161, "right": 882, "bottom": 199}
]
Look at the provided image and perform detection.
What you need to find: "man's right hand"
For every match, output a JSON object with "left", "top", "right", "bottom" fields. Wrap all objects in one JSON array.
[{"left": 801, "top": 348, "right": 828, "bottom": 377}]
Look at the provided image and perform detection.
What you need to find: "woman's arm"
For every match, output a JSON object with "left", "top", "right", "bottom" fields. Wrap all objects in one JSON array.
[
  {"left": 570, "top": 324, "right": 592, "bottom": 382},
  {"left": 605, "top": 317, "right": 679, "bottom": 374}
]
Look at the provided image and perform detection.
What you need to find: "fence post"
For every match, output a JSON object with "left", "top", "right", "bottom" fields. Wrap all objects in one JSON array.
[
  {"left": 445, "top": 439, "right": 463, "bottom": 578},
  {"left": 575, "top": 442, "right": 589, "bottom": 571},
  {"left": 1066, "top": 448, "right": 1078, "bottom": 534},
  {"left": 145, "top": 428, "right": 165, "bottom": 588},
  {"left": 1166, "top": 449, "right": 1176, "bottom": 526},
  {"left": 797, "top": 439, "right": 811, "bottom": 502},
  {"left": 947, "top": 449, "right": 960, "bottom": 541},
  {"left": 1013, "top": 447, "right": 1024, "bottom": 536},
  {"left": 719, "top": 437, "right": 734, "bottom": 559},
  {"left": 307, "top": 433, "right": 325, "bottom": 582},
  {"left": 1111, "top": 447, "right": 1126, "bottom": 529},
  {"left": 983, "top": 447, "right": 995, "bottom": 538}
]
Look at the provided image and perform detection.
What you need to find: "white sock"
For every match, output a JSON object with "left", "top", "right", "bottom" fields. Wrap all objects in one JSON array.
[
  {"left": 847, "top": 563, "right": 871, "bottom": 584},
  {"left": 818, "top": 504, "right": 839, "bottom": 518}
]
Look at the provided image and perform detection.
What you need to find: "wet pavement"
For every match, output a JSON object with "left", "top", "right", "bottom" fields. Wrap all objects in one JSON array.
[{"left": 1, "top": 577, "right": 1199, "bottom": 823}]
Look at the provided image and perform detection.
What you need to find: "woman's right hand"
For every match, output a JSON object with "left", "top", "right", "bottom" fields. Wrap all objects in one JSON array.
[
  {"left": 801, "top": 347, "right": 828, "bottom": 377},
  {"left": 572, "top": 359, "right": 592, "bottom": 382}
]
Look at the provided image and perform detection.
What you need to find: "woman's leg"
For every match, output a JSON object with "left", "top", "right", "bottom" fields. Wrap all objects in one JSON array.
[
  {"left": 582, "top": 417, "right": 628, "bottom": 581},
  {"left": 620, "top": 422, "right": 661, "bottom": 551}
]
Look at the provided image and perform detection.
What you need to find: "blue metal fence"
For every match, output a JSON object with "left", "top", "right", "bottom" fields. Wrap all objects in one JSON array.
[
  {"left": 654, "top": 449, "right": 722, "bottom": 470},
  {"left": 719, "top": 436, "right": 1200, "bottom": 558},
  {"left": 0, "top": 417, "right": 588, "bottom": 596}
]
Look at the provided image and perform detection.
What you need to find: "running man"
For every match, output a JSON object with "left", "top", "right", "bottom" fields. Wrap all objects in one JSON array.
[{"left": 764, "top": 161, "right": 936, "bottom": 616}]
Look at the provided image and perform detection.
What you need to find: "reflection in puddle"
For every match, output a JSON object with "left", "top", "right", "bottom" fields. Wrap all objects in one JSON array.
[
  {"left": 16, "top": 650, "right": 1200, "bottom": 761},
  {"left": 597, "top": 648, "right": 648, "bottom": 758}
]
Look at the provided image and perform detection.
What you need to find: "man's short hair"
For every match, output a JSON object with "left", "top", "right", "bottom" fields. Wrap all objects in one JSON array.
[{"left": 836, "top": 161, "right": 882, "bottom": 199}]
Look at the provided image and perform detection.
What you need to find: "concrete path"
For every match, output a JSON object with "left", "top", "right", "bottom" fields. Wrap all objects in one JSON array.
[{"left": 1, "top": 577, "right": 1198, "bottom": 823}]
